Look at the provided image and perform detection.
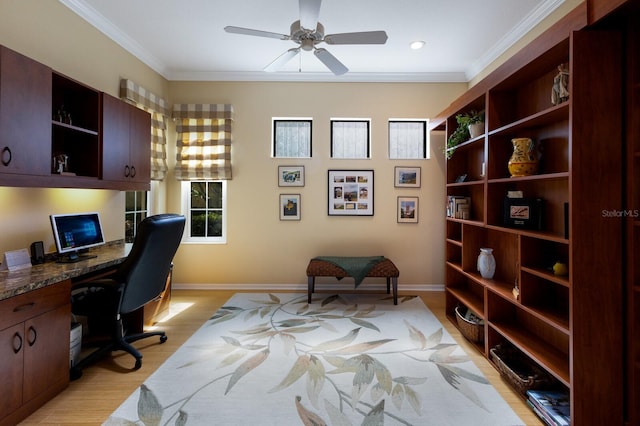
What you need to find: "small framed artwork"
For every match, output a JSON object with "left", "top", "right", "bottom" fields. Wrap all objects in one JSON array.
[
  {"left": 278, "top": 165, "right": 305, "bottom": 187},
  {"left": 397, "top": 196, "right": 419, "bottom": 223},
  {"left": 280, "top": 194, "right": 301, "bottom": 220},
  {"left": 328, "top": 170, "right": 374, "bottom": 216},
  {"left": 503, "top": 197, "right": 542, "bottom": 230},
  {"left": 455, "top": 174, "right": 467, "bottom": 183},
  {"left": 394, "top": 166, "right": 421, "bottom": 188}
]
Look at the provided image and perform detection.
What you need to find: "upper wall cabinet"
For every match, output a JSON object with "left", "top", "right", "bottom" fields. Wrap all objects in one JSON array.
[
  {"left": 51, "top": 72, "right": 101, "bottom": 184},
  {"left": 0, "top": 44, "right": 151, "bottom": 191},
  {"left": 0, "top": 46, "right": 52, "bottom": 178},
  {"left": 102, "top": 93, "right": 151, "bottom": 190}
]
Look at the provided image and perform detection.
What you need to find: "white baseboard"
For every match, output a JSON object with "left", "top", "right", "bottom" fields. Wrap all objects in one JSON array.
[{"left": 173, "top": 282, "right": 445, "bottom": 292}]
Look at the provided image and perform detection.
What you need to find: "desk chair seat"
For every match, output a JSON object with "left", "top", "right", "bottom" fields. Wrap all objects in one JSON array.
[{"left": 70, "top": 214, "right": 185, "bottom": 378}]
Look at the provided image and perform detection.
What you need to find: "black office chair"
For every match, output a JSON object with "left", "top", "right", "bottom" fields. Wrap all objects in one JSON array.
[{"left": 70, "top": 213, "right": 185, "bottom": 377}]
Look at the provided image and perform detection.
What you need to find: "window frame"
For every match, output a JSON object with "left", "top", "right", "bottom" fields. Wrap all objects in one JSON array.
[
  {"left": 330, "top": 118, "right": 371, "bottom": 159},
  {"left": 124, "top": 189, "right": 150, "bottom": 244},
  {"left": 272, "top": 118, "right": 313, "bottom": 158},
  {"left": 181, "top": 180, "right": 227, "bottom": 244},
  {"left": 388, "top": 119, "right": 430, "bottom": 160}
]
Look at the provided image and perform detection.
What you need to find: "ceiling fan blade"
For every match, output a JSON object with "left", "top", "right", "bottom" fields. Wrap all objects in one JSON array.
[
  {"left": 224, "top": 26, "right": 289, "bottom": 40},
  {"left": 299, "top": 0, "right": 322, "bottom": 31},
  {"left": 324, "top": 31, "right": 388, "bottom": 45},
  {"left": 314, "top": 48, "right": 348, "bottom": 76},
  {"left": 264, "top": 48, "right": 301, "bottom": 72}
]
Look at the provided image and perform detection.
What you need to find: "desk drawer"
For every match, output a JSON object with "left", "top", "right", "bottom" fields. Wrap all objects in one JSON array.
[{"left": 0, "top": 281, "right": 70, "bottom": 331}]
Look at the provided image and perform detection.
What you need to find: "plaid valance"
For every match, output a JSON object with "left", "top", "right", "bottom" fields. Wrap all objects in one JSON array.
[
  {"left": 120, "top": 79, "right": 169, "bottom": 181},
  {"left": 173, "top": 104, "right": 233, "bottom": 180}
]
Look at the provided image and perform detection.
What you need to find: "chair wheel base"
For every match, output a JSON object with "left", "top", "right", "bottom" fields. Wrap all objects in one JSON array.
[
  {"left": 160, "top": 335, "right": 168, "bottom": 343},
  {"left": 134, "top": 359, "right": 142, "bottom": 370}
]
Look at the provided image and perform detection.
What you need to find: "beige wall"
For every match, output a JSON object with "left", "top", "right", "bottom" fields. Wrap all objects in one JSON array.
[
  {"left": 0, "top": 0, "right": 575, "bottom": 288},
  {"left": 167, "top": 81, "right": 461, "bottom": 285}
]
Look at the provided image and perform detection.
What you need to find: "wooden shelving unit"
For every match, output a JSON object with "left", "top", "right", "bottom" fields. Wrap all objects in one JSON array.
[
  {"left": 51, "top": 72, "right": 101, "bottom": 180},
  {"left": 434, "top": 5, "right": 626, "bottom": 425}
]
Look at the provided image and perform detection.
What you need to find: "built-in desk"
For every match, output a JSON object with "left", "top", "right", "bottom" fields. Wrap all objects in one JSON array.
[
  {"left": 0, "top": 240, "right": 129, "bottom": 302},
  {"left": 0, "top": 240, "right": 166, "bottom": 426}
]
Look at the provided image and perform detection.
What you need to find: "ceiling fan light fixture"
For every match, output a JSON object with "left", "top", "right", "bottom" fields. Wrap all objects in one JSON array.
[
  {"left": 225, "top": 0, "right": 387, "bottom": 75},
  {"left": 410, "top": 40, "right": 425, "bottom": 50}
]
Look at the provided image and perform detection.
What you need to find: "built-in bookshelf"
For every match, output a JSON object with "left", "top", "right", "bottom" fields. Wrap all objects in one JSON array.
[{"left": 431, "top": 5, "right": 625, "bottom": 425}]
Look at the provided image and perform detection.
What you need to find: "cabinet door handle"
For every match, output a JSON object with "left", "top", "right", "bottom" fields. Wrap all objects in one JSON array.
[
  {"left": 13, "top": 302, "right": 35, "bottom": 312},
  {"left": 130, "top": 165, "right": 136, "bottom": 178},
  {"left": 1, "top": 146, "right": 11, "bottom": 166},
  {"left": 124, "top": 165, "right": 130, "bottom": 177},
  {"left": 13, "top": 332, "right": 23, "bottom": 353},
  {"left": 27, "top": 326, "right": 37, "bottom": 346}
]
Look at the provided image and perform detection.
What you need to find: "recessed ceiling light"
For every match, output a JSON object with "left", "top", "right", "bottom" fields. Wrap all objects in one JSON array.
[{"left": 410, "top": 40, "right": 425, "bottom": 50}]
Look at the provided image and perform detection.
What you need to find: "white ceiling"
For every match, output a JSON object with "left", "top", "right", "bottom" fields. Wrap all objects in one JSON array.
[{"left": 60, "top": 0, "right": 565, "bottom": 83}]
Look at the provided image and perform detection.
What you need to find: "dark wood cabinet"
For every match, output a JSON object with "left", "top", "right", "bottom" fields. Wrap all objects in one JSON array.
[
  {"left": 0, "top": 45, "right": 52, "bottom": 178},
  {"left": 433, "top": 4, "right": 626, "bottom": 425},
  {"left": 0, "top": 281, "right": 71, "bottom": 426},
  {"left": 51, "top": 72, "right": 101, "bottom": 182},
  {"left": 0, "top": 44, "right": 151, "bottom": 190},
  {"left": 102, "top": 93, "right": 151, "bottom": 189},
  {"left": 129, "top": 106, "right": 152, "bottom": 185}
]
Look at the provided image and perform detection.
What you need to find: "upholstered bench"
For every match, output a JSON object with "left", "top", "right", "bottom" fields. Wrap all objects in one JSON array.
[{"left": 306, "top": 256, "right": 400, "bottom": 305}]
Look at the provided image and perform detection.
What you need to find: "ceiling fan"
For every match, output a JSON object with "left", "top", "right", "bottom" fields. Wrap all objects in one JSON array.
[{"left": 224, "top": 0, "right": 388, "bottom": 76}]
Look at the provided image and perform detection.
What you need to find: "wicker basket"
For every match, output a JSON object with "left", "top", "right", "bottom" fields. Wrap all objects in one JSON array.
[
  {"left": 489, "top": 344, "right": 554, "bottom": 395},
  {"left": 455, "top": 305, "right": 484, "bottom": 343}
]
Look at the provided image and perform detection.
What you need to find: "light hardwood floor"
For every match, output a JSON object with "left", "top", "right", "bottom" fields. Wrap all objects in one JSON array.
[{"left": 20, "top": 290, "right": 543, "bottom": 425}]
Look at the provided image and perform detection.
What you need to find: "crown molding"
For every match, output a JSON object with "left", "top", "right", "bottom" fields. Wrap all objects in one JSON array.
[
  {"left": 165, "top": 70, "right": 469, "bottom": 83},
  {"left": 59, "top": 0, "right": 169, "bottom": 77},
  {"left": 465, "top": 0, "right": 566, "bottom": 81}
]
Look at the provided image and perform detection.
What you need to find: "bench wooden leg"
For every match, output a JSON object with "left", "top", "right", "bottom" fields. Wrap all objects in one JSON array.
[
  {"left": 392, "top": 277, "right": 398, "bottom": 305},
  {"left": 307, "top": 276, "right": 315, "bottom": 303},
  {"left": 386, "top": 277, "right": 391, "bottom": 294}
]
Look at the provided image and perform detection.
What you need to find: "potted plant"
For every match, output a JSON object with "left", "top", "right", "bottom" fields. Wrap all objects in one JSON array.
[{"left": 445, "top": 110, "right": 485, "bottom": 159}]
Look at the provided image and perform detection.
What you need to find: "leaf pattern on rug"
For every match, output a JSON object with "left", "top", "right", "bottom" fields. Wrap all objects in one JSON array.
[{"left": 105, "top": 293, "right": 523, "bottom": 426}]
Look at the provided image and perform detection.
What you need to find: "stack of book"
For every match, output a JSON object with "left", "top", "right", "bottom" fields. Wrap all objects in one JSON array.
[
  {"left": 526, "top": 389, "right": 570, "bottom": 426},
  {"left": 447, "top": 195, "right": 471, "bottom": 219}
]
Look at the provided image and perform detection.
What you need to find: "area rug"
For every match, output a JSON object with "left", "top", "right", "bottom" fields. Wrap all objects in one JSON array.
[{"left": 105, "top": 293, "right": 524, "bottom": 425}]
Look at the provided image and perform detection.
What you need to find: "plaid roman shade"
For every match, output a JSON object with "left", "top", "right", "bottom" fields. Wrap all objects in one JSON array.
[
  {"left": 119, "top": 79, "right": 170, "bottom": 181},
  {"left": 172, "top": 104, "right": 233, "bottom": 180}
]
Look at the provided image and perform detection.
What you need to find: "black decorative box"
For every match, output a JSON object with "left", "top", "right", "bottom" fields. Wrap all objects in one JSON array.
[{"left": 503, "top": 198, "right": 542, "bottom": 230}]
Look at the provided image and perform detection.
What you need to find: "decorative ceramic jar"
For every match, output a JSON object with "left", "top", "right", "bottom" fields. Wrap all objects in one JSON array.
[
  {"left": 477, "top": 248, "right": 496, "bottom": 279},
  {"left": 508, "top": 137, "right": 539, "bottom": 177}
]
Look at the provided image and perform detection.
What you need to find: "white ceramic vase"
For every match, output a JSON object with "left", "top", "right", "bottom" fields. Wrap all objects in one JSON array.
[{"left": 477, "top": 248, "right": 496, "bottom": 279}]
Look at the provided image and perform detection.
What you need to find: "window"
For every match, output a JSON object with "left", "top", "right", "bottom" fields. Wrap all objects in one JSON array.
[
  {"left": 182, "top": 180, "right": 227, "bottom": 243},
  {"left": 273, "top": 118, "right": 312, "bottom": 158},
  {"left": 331, "top": 119, "right": 371, "bottom": 158},
  {"left": 124, "top": 191, "right": 149, "bottom": 243},
  {"left": 388, "top": 119, "right": 429, "bottom": 159}
]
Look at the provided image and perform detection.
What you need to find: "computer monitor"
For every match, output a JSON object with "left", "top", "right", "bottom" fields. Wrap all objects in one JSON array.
[{"left": 50, "top": 212, "right": 105, "bottom": 263}]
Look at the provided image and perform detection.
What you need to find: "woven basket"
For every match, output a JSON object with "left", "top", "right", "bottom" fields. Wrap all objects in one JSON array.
[
  {"left": 455, "top": 305, "right": 484, "bottom": 343},
  {"left": 489, "top": 344, "right": 554, "bottom": 395}
]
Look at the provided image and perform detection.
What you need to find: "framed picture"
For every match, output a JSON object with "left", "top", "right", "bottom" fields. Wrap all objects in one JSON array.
[
  {"left": 278, "top": 165, "right": 305, "bottom": 187},
  {"left": 394, "top": 166, "right": 421, "bottom": 188},
  {"left": 398, "top": 196, "right": 419, "bottom": 223},
  {"left": 503, "top": 197, "right": 542, "bottom": 230},
  {"left": 328, "top": 170, "right": 374, "bottom": 216},
  {"left": 280, "top": 194, "right": 301, "bottom": 220}
]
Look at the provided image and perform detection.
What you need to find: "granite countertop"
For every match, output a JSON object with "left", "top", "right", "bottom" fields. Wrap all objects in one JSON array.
[{"left": 0, "top": 240, "right": 130, "bottom": 301}]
